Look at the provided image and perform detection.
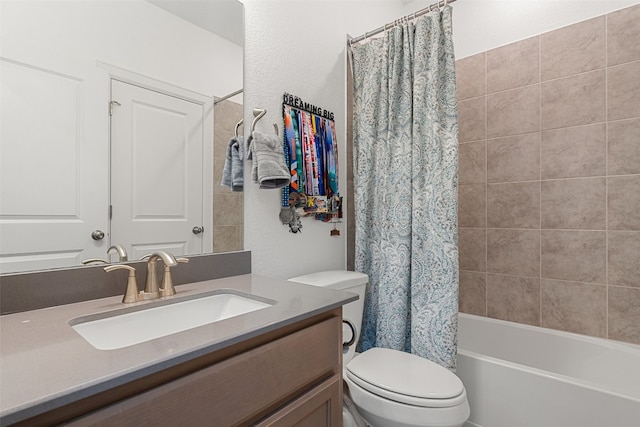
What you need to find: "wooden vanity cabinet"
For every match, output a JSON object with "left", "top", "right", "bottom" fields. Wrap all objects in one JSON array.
[{"left": 19, "top": 308, "right": 343, "bottom": 427}]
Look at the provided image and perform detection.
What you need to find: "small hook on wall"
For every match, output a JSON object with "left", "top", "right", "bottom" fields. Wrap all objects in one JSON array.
[
  {"left": 234, "top": 119, "right": 243, "bottom": 138},
  {"left": 251, "top": 108, "right": 267, "bottom": 132}
]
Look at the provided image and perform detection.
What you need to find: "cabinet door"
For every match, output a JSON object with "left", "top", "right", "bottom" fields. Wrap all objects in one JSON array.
[{"left": 255, "top": 374, "right": 342, "bottom": 427}]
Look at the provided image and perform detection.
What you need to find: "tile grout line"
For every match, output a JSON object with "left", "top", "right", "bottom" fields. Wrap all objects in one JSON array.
[
  {"left": 488, "top": 227, "right": 608, "bottom": 232},
  {"left": 482, "top": 271, "right": 607, "bottom": 287},
  {"left": 538, "top": 35, "right": 543, "bottom": 328},
  {"left": 484, "top": 51, "right": 489, "bottom": 319},
  {"left": 483, "top": 173, "right": 640, "bottom": 185},
  {"left": 460, "top": 227, "right": 622, "bottom": 232},
  {"left": 605, "top": 12, "right": 609, "bottom": 340}
]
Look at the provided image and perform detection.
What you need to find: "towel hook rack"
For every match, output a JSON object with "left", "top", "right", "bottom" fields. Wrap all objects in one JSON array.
[
  {"left": 234, "top": 119, "right": 243, "bottom": 138},
  {"left": 251, "top": 108, "right": 267, "bottom": 132}
]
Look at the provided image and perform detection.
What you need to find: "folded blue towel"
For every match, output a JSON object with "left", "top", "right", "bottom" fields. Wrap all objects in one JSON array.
[{"left": 221, "top": 136, "right": 244, "bottom": 192}]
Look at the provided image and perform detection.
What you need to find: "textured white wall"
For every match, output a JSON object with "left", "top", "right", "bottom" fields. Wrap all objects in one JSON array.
[
  {"left": 404, "top": 0, "right": 640, "bottom": 59},
  {"left": 243, "top": 0, "right": 404, "bottom": 279}
]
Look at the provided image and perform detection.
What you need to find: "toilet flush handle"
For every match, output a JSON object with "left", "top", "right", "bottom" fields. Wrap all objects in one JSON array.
[{"left": 343, "top": 319, "right": 357, "bottom": 348}]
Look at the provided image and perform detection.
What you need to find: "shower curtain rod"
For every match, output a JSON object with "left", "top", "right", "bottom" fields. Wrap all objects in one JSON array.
[
  {"left": 214, "top": 88, "right": 243, "bottom": 105},
  {"left": 349, "top": 0, "right": 458, "bottom": 45}
]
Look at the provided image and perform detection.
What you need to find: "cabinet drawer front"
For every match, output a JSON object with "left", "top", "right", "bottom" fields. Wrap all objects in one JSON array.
[
  {"left": 69, "top": 315, "right": 341, "bottom": 426},
  {"left": 255, "top": 374, "right": 341, "bottom": 427}
]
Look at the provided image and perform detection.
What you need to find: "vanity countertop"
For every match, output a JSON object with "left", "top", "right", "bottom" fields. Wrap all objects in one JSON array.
[{"left": 0, "top": 274, "right": 357, "bottom": 425}]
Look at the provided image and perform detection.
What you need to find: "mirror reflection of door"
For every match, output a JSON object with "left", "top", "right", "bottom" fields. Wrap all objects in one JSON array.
[
  {"left": 110, "top": 80, "right": 207, "bottom": 260},
  {"left": 0, "top": 59, "right": 109, "bottom": 273},
  {"left": 1, "top": 0, "right": 239, "bottom": 274}
]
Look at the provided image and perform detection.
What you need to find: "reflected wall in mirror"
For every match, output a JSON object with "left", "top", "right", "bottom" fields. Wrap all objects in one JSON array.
[{"left": 0, "top": 0, "right": 244, "bottom": 274}]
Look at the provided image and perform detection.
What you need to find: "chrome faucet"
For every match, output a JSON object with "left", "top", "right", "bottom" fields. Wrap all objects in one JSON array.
[
  {"left": 139, "top": 251, "right": 177, "bottom": 300},
  {"left": 107, "top": 244, "right": 128, "bottom": 262}
]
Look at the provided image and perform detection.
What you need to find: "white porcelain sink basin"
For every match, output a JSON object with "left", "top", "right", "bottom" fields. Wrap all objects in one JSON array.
[{"left": 70, "top": 291, "right": 273, "bottom": 350}]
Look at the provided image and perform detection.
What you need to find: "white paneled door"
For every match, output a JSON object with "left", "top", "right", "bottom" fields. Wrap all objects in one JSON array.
[
  {"left": 0, "top": 58, "right": 109, "bottom": 273},
  {"left": 109, "top": 80, "right": 205, "bottom": 260}
]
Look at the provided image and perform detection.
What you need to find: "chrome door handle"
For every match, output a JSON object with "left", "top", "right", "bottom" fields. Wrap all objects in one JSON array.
[
  {"left": 192, "top": 226, "right": 204, "bottom": 235},
  {"left": 91, "top": 230, "right": 105, "bottom": 240}
]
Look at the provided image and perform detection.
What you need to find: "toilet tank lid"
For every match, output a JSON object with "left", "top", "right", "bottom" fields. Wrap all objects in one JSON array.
[{"left": 288, "top": 270, "right": 368, "bottom": 290}]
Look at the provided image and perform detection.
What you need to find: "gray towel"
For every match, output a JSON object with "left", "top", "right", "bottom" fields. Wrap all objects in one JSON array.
[
  {"left": 247, "top": 131, "right": 290, "bottom": 189},
  {"left": 221, "top": 136, "right": 244, "bottom": 192},
  {"left": 231, "top": 136, "right": 244, "bottom": 191}
]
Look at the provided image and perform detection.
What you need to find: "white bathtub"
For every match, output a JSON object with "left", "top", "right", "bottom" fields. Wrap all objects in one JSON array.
[{"left": 456, "top": 313, "right": 640, "bottom": 427}]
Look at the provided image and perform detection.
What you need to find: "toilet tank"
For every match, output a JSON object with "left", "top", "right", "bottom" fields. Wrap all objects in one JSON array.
[{"left": 288, "top": 270, "right": 368, "bottom": 365}]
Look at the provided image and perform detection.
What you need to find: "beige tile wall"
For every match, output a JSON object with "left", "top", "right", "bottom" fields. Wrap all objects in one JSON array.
[
  {"left": 213, "top": 99, "right": 244, "bottom": 253},
  {"left": 457, "top": 4, "right": 640, "bottom": 344}
]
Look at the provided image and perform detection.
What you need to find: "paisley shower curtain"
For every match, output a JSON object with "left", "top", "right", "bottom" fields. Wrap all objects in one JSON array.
[{"left": 350, "top": 6, "right": 458, "bottom": 369}]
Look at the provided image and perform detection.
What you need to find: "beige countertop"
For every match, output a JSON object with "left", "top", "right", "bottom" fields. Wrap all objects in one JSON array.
[{"left": 0, "top": 274, "right": 356, "bottom": 425}]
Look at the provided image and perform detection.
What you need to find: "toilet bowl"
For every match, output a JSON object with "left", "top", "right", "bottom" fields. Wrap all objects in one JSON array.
[
  {"left": 345, "top": 348, "right": 469, "bottom": 427},
  {"left": 288, "top": 271, "right": 470, "bottom": 427}
]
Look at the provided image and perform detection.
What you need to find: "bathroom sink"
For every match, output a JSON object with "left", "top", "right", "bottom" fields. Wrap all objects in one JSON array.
[{"left": 70, "top": 291, "right": 273, "bottom": 350}]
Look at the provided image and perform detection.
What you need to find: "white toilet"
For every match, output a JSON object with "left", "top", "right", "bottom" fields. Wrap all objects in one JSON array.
[{"left": 289, "top": 271, "right": 470, "bottom": 427}]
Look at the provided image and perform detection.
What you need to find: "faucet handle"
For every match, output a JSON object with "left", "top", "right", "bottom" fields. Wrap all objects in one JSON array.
[
  {"left": 104, "top": 265, "right": 139, "bottom": 303},
  {"left": 159, "top": 257, "right": 189, "bottom": 297}
]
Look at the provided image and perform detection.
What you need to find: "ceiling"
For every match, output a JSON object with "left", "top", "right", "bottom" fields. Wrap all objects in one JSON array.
[{"left": 146, "top": 0, "right": 244, "bottom": 46}]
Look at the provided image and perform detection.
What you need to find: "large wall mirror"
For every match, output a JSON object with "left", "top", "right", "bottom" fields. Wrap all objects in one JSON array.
[{"left": 0, "top": 0, "right": 244, "bottom": 274}]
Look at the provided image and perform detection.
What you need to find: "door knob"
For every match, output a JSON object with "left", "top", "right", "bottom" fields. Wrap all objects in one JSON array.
[
  {"left": 192, "top": 226, "right": 204, "bottom": 235},
  {"left": 91, "top": 230, "right": 105, "bottom": 240}
]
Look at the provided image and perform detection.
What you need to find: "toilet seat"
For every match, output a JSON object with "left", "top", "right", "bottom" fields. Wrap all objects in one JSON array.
[{"left": 346, "top": 348, "right": 466, "bottom": 408}]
